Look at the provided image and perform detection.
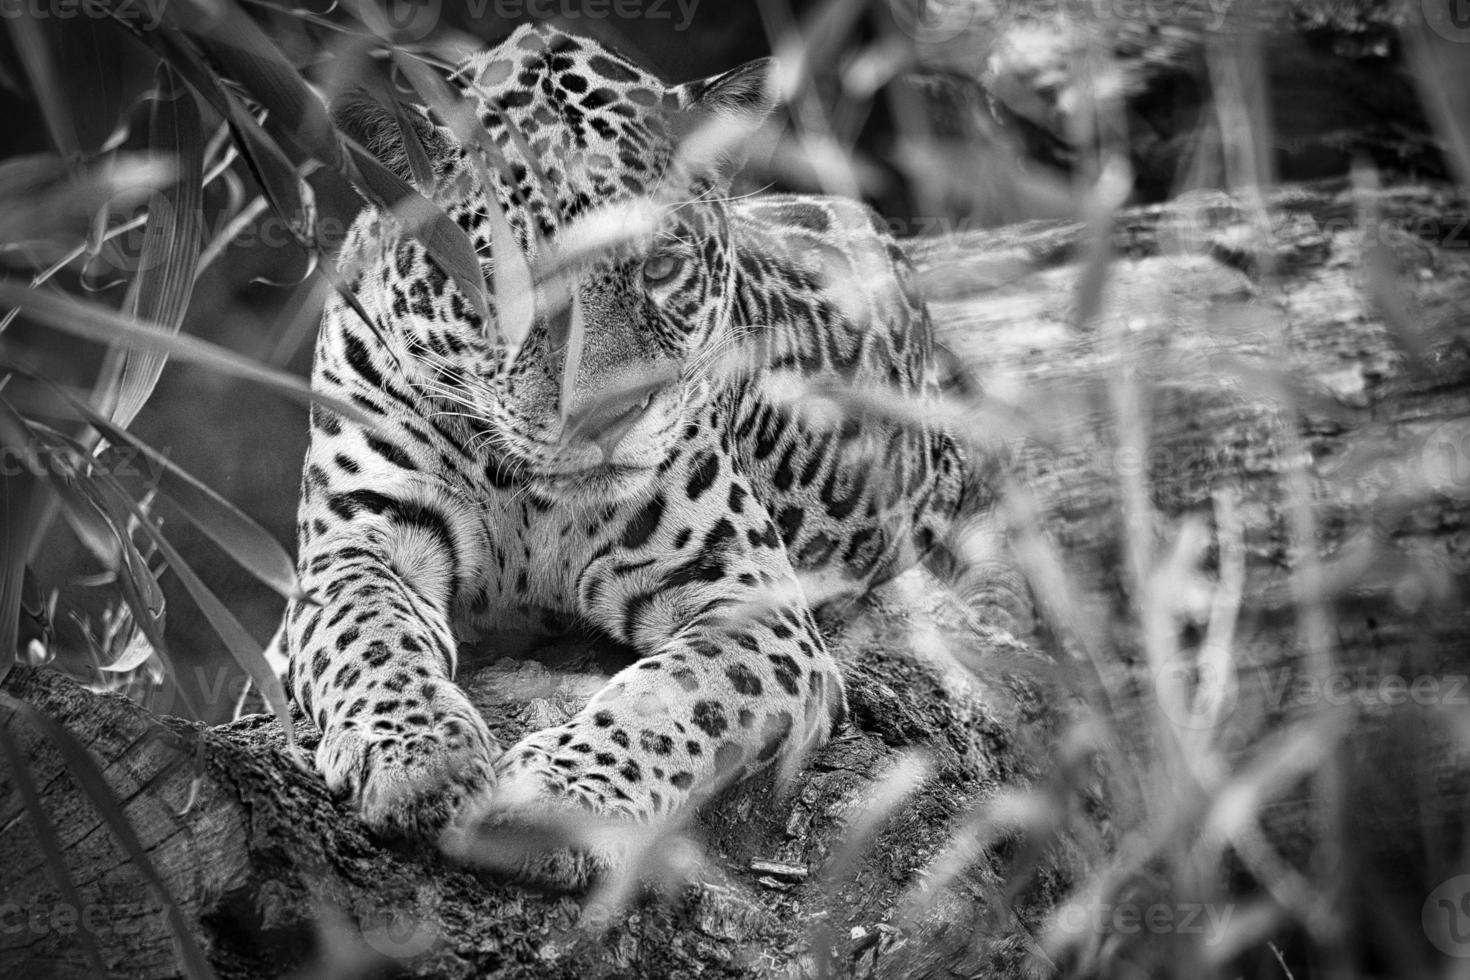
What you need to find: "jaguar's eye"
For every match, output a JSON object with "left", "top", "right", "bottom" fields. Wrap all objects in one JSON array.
[{"left": 641, "top": 251, "right": 682, "bottom": 285}]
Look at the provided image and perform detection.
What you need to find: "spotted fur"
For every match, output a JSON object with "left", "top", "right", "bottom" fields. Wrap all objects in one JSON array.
[{"left": 279, "top": 24, "right": 984, "bottom": 883}]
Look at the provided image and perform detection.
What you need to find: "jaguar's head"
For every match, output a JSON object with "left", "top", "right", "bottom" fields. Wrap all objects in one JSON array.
[{"left": 337, "top": 24, "right": 776, "bottom": 495}]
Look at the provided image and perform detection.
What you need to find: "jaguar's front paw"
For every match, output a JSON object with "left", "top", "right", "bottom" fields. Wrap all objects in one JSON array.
[
  {"left": 316, "top": 686, "right": 501, "bottom": 840},
  {"left": 442, "top": 726, "right": 667, "bottom": 890}
]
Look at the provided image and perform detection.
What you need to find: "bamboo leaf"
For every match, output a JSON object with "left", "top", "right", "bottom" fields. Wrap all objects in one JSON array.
[
  {"left": 164, "top": 0, "right": 343, "bottom": 171},
  {"left": 147, "top": 23, "right": 487, "bottom": 328},
  {"left": 9, "top": 412, "right": 173, "bottom": 666},
  {"left": 344, "top": 139, "right": 490, "bottom": 324},
  {"left": 99, "top": 63, "right": 206, "bottom": 429},
  {"left": 390, "top": 99, "right": 438, "bottom": 192},
  {"left": 59, "top": 475, "right": 172, "bottom": 671},
  {"left": 144, "top": 31, "right": 313, "bottom": 247}
]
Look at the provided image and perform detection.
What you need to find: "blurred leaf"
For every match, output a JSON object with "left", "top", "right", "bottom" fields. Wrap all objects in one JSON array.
[
  {"left": 0, "top": 694, "right": 220, "bottom": 980},
  {"left": 0, "top": 280, "right": 374, "bottom": 425},
  {"left": 0, "top": 153, "right": 175, "bottom": 249},
  {"left": 98, "top": 64, "right": 206, "bottom": 429},
  {"left": 164, "top": 0, "right": 343, "bottom": 172},
  {"left": 0, "top": 717, "right": 109, "bottom": 977},
  {"left": 3, "top": 14, "right": 81, "bottom": 158}
]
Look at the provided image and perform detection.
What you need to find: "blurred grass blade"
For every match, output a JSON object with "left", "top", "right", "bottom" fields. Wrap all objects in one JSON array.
[
  {"left": 0, "top": 718, "right": 110, "bottom": 977},
  {"left": 0, "top": 280, "right": 373, "bottom": 425},
  {"left": 99, "top": 64, "right": 206, "bottom": 429},
  {"left": 558, "top": 292, "right": 586, "bottom": 430},
  {"left": 1073, "top": 156, "right": 1132, "bottom": 331},
  {"left": 392, "top": 53, "right": 534, "bottom": 346},
  {"left": 1405, "top": 15, "right": 1470, "bottom": 193},
  {"left": 90, "top": 468, "right": 294, "bottom": 743},
  {"left": 482, "top": 173, "right": 535, "bottom": 354},
  {"left": 1, "top": 694, "right": 220, "bottom": 980}
]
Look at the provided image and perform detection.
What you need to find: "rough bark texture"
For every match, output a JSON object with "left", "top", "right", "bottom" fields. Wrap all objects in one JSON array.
[{"left": 3, "top": 178, "right": 1470, "bottom": 979}]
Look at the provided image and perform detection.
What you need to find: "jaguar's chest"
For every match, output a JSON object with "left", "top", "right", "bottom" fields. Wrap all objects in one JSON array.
[{"left": 450, "top": 476, "right": 671, "bottom": 635}]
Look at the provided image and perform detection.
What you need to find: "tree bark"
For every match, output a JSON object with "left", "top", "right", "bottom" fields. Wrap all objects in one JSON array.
[{"left": 3, "top": 178, "right": 1469, "bottom": 979}]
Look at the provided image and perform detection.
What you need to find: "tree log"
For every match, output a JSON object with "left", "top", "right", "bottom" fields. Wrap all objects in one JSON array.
[{"left": 3, "top": 178, "right": 1469, "bottom": 979}]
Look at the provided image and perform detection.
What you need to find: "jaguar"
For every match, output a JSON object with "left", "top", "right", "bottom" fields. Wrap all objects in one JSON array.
[{"left": 280, "top": 22, "right": 990, "bottom": 885}]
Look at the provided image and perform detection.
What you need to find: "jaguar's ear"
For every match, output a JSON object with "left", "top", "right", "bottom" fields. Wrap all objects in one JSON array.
[
  {"left": 671, "top": 58, "right": 778, "bottom": 183},
  {"left": 332, "top": 91, "right": 453, "bottom": 190},
  {"left": 675, "top": 58, "right": 778, "bottom": 119}
]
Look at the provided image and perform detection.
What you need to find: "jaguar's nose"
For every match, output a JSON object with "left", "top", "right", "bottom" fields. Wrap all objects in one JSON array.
[{"left": 563, "top": 382, "right": 669, "bottom": 461}]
